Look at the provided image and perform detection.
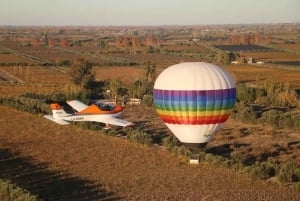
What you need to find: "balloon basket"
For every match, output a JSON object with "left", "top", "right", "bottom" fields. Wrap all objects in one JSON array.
[{"left": 189, "top": 155, "right": 200, "bottom": 165}]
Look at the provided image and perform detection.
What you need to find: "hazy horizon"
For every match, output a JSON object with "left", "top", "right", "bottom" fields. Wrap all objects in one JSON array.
[{"left": 0, "top": 0, "right": 299, "bottom": 26}]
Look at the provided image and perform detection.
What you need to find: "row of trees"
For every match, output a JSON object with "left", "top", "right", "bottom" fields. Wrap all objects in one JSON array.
[
  {"left": 229, "top": 34, "right": 271, "bottom": 45},
  {"left": 68, "top": 58, "right": 156, "bottom": 104}
]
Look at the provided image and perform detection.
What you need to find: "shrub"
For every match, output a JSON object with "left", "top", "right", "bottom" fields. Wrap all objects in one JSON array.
[
  {"left": 102, "top": 128, "right": 118, "bottom": 136},
  {"left": 246, "top": 162, "right": 276, "bottom": 179},
  {"left": 171, "top": 145, "right": 191, "bottom": 158},
  {"left": 142, "top": 95, "right": 153, "bottom": 106},
  {"left": 279, "top": 161, "right": 300, "bottom": 183},
  {"left": 162, "top": 136, "right": 180, "bottom": 151},
  {"left": 294, "top": 182, "right": 300, "bottom": 191},
  {"left": 76, "top": 122, "right": 102, "bottom": 131},
  {"left": 259, "top": 110, "right": 282, "bottom": 129},
  {"left": 231, "top": 102, "right": 258, "bottom": 123},
  {"left": 236, "top": 84, "right": 257, "bottom": 103},
  {"left": 210, "top": 155, "right": 226, "bottom": 167},
  {"left": 161, "top": 136, "right": 191, "bottom": 157},
  {"left": 230, "top": 151, "right": 245, "bottom": 164},
  {"left": 126, "top": 128, "right": 153, "bottom": 146},
  {"left": 293, "top": 168, "right": 300, "bottom": 182},
  {"left": 0, "top": 179, "right": 41, "bottom": 201}
]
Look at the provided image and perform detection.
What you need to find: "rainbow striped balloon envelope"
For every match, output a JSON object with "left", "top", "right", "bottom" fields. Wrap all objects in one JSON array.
[{"left": 153, "top": 62, "right": 236, "bottom": 145}]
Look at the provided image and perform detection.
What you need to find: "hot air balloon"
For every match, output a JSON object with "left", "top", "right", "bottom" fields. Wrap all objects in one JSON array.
[{"left": 153, "top": 62, "right": 236, "bottom": 157}]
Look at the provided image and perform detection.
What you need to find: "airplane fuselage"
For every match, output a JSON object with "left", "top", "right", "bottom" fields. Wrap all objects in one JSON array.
[{"left": 61, "top": 112, "right": 122, "bottom": 122}]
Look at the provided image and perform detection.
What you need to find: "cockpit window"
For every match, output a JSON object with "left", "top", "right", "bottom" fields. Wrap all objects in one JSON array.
[{"left": 95, "top": 103, "right": 115, "bottom": 111}]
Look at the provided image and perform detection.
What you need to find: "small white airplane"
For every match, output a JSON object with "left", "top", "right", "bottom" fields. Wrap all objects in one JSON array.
[{"left": 43, "top": 100, "right": 134, "bottom": 128}]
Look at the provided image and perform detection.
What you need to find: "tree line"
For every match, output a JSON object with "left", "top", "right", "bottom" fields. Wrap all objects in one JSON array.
[{"left": 67, "top": 58, "right": 156, "bottom": 105}]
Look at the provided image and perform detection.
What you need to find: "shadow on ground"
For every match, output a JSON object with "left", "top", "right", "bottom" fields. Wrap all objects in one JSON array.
[{"left": 0, "top": 149, "right": 120, "bottom": 201}]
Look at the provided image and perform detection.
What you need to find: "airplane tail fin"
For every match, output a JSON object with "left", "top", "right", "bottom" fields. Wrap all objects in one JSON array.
[
  {"left": 43, "top": 103, "right": 70, "bottom": 125},
  {"left": 50, "top": 103, "right": 69, "bottom": 118}
]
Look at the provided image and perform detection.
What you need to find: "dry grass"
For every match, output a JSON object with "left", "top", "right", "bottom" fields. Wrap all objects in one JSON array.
[
  {"left": 0, "top": 66, "right": 68, "bottom": 84},
  {"left": 0, "top": 66, "right": 69, "bottom": 97},
  {"left": 0, "top": 53, "right": 35, "bottom": 64},
  {"left": 223, "top": 64, "right": 300, "bottom": 88},
  {"left": 275, "top": 44, "right": 300, "bottom": 51},
  {"left": 93, "top": 66, "right": 143, "bottom": 86},
  {"left": 1, "top": 105, "right": 300, "bottom": 200},
  {"left": 241, "top": 51, "right": 300, "bottom": 61}
]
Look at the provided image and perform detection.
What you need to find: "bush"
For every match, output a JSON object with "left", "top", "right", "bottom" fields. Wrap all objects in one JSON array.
[
  {"left": 294, "top": 168, "right": 300, "bottom": 182},
  {"left": 279, "top": 161, "right": 300, "bottom": 183},
  {"left": 161, "top": 136, "right": 191, "bottom": 157},
  {"left": 162, "top": 136, "right": 180, "bottom": 151},
  {"left": 259, "top": 110, "right": 282, "bottom": 128},
  {"left": 75, "top": 122, "right": 102, "bottom": 131},
  {"left": 0, "top": 179, "right": 41, "bottom": 201},
  {"left": 230, "top": 151, "right": 245, "bottom": 164},
  {"left": 170, "top": 145, "right": 191, "bottom": 158},
  {"left": 102, "top": 128, "right": 119, "bottom": 136},
  {"left": 245, "top": 162, "right": 276, "bottom": 179},
  {"left": 1, "top": 93, "right": 51, "bottom": 114},
  {"left": 231, "top": 102, "right": 258, "bottom": 123},
  {"left": 294, "top": 182, "right": 300, "bottom": 191},
  {"left": 236, "top": 84, "right": 257, "bottom": 103},
  {"left": 126, "top": 128, "right": 153, "bottom": 146},
  {"left": 142, "top": 95, "right": 153, "bottom": 106}
]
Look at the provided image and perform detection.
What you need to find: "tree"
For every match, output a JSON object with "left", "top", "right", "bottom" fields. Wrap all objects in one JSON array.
[
  {"left": 69, "top": 59, "right": 94, "bottom": 90},
  {"left": 60, "top": 37, "right": 69, "bottom": 47},
  {"left": 109, "top": 79, "right": 122, "bottom": 104},
  {"left": 98, "top": 40, "right": 105, "bottom": 48},
  {"left": 142, "top": 62, "right": 156, "bottom": 95},
  {"left": 48, "top": 38, "right": 56, "bottom": 47},
  {"left": 31, "top": 38, "right": 40, "bottom": 47},
  {"left": 217, "top": 51, "right": 235, "bottom": 64}
]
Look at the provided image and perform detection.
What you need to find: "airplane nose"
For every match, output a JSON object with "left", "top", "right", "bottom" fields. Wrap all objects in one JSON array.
[{"left": 116, "top": 105, "right": 124, "bottom": 111}]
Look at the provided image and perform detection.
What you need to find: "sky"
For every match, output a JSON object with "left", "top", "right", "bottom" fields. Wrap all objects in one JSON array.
[{"left": 0, "top": 0, "right": 299, "bottom": 26}]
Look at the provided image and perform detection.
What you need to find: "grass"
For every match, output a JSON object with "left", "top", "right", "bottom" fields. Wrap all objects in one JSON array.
[
  {"left": 223, "top": 64, "right": 300, "bottom": 88},
  {"left": 0, "top": 179, "right": 41, "bottom": 201}
]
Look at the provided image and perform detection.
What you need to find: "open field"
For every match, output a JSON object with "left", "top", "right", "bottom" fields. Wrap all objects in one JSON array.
[
  {"left": 0, "top": 53, "right": 34, "bottom": 64},
  {"left": 0, "top": 66, "right": 69, "bottom": 97},
  {"left": 1, "top": 106, "right": 300, "bottom": 200},
  {"left": 274, "top": 44, "right": 300, "bottom": 51},
  {"left": 241, "top": 51, "right": 300, "bottom": 62},
  {"left": 223, "top": 64, "right": 300, "bottom": 88}
]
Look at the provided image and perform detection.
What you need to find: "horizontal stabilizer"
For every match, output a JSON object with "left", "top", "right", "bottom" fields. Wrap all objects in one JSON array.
[{"left": 43, "top": 115, "right": 70, "bottom": 125}]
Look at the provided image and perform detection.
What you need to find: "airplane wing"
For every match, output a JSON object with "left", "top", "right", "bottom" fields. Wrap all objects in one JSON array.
[
  {"left": 66, "top": 100, "right": 88, "bottom": 112},
  {"left": 43, "top": 115, "right": 70, "bottom": 125},
  {"left": 95, "top": 116, "right": 134, "bottom": 127}
]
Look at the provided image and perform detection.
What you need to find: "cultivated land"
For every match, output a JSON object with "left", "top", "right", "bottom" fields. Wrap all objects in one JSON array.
[{"left": 0, "top": 24, "right": 300, "bottom": 200}]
